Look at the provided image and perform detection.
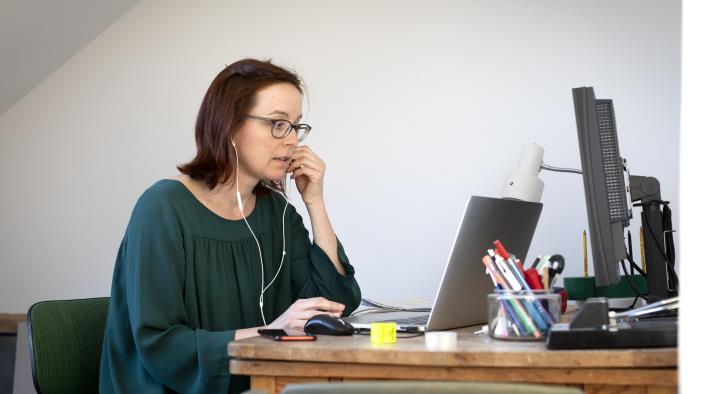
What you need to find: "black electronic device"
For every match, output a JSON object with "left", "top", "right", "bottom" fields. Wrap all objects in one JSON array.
[
  {"left": 546, "top": 297, "right": 677, "bottom": 349},
  {"left": 304, "top": 314, "right": 356, "bottom": 336},
  {"left": 572, "top": 87, "right": 677, "bottom": 298},
  {"left": 257, "top": 329, "right": 316, "bottom": 341}
]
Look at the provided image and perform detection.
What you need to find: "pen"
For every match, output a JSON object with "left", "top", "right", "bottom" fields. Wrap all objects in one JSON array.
[
  {"left": 493, "top": 241, "right": 554, "bottom": 327},
  {"left": 482, "top": 256, "right": 539, "bottom": 337},
  {"left": 530, "top": 255, "right": 541, "bottom": 270},
  {"left": 493, "top": 240, "right": 510, "bottom": 261},
  {"left": 493, "top": 241, "right": 530, "bottom": 290},
  {"left": 583, "top": 230, "right": 588, "bottom": 277},
  {"left": 488, "top": 250, "right": 523, "bottom": 290},
  {"left": 483, "top": 254, "right": 510, "bottom": 290},
  {"left": 496, "top": 285, "right": 525, "bottom": 337},
  {"left": 515, "top": 259, "right": 525, "bottom": 273},
  {"left": 482, "top": 256, "right": 526, "bottom": 336},
  {"left": 504, "top": 255, "right": 530, "bottom": 290},
  {"left": 482, "top": 256, "right": 533, "bottom": 329}
]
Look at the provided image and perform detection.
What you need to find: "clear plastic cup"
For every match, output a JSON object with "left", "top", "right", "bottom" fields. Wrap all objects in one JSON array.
[{"left": 487, "top": 289, "right": 561, "bottom": 341}]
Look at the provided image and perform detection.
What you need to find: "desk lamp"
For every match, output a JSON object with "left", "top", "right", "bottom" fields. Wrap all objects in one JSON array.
[{"left": 501, "top": 143, "right": 582, "bottom": 203}]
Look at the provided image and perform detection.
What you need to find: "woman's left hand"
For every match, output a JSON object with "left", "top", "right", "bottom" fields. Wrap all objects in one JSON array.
[{"left": 287, "top": 146, "right": 325, "bottom": 204}]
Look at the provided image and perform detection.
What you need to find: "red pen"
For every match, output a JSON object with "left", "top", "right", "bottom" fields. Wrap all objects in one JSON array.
[
  {"left": 493, "top": 240, "right": 510, "bottom": 260},
  {"left": 494, "top": 241, "right": 529, "bottom": 288}
]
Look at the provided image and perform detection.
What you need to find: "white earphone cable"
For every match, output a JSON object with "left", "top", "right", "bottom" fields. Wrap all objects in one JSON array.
[
  {"left": 262, "top": 178, "right": 289, "bottom": 295},
  {"left": 232, "top": 140, "right": 288, "bottom": 327}
]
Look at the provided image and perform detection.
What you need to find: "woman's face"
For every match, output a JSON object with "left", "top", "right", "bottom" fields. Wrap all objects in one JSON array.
[{"left": 234, "top": 82, "right": 302, "bottom": 183}]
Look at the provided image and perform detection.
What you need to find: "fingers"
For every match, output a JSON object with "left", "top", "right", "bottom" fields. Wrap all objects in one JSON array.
[
  {"left": 296, "top": 297, "right": 345, "bottom": 313},
  {"left": 271, "top": 298, "right": 345, "bottom": 331},
  {"left": 290, "top": 164, "right": 318, "bottom": 181},
  {"left": 288, "top": 160, "right": 321, "bottom": 177},
  {"left": 288, "top": 146, "right": 325, "bottom": 176},
  {"left": 295, "top": 309, "right": 339, "bottom": 322},
  {"left": 280, "top": 311, "right": 322, "bottom": 330},
  {"left": 288, "top": 159, "right": 318, "bottom": 173},
  {"left": 281, "top": 310, "right": 341, "bottom": 330}
]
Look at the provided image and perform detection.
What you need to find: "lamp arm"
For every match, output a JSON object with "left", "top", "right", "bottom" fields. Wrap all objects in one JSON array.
[{"left": 540, "top": 163, "right": 582, "bottom": 175}]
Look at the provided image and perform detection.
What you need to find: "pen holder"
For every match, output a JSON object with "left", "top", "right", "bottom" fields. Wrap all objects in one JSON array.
[{"left": 487, "top": 289, "right": 561, "bottom": 341}]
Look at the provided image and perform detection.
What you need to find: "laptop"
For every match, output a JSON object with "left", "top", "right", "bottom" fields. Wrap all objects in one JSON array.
[{"left": 345, "top": 196, "right": 542, "bottom": 332}]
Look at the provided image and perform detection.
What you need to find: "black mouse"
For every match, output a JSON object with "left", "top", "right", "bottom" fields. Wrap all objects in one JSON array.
[{"left": 304, "top": 314, "right": 356, "bottom": 336}]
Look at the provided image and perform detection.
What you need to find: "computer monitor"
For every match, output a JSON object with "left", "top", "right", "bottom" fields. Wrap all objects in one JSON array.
[
  {"left": 572, "top": 86, "right": 677, "bottom": 299},
  {"left": 572, "top": 86, "right": 630, "bottom": 287}
]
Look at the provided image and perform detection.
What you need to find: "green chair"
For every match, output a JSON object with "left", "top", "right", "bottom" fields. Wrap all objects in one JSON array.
[
  {"left": 27, "top": 297, "right": 110, "bottom": 394},
  {"left": 273, "top": 381, "right": 583, "bottom": 394}
]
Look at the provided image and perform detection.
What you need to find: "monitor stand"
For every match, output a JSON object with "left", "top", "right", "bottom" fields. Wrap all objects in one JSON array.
[{"left": 629, "top": 175, "right": 678, "bottom": 299}]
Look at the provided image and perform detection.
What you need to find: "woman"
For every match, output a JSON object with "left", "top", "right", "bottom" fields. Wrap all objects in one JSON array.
[{"left": 100, "top": 59, "right": 362, "bottom": 393}]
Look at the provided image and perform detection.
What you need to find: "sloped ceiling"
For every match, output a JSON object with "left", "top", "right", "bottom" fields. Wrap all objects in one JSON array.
[{"left": 0, "top": 0, "right": 140, "bottom": 116}]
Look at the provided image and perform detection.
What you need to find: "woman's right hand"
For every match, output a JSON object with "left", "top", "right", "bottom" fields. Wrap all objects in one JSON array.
[{"left": 266, "top": 297, "right": 345, "bottom": 331}]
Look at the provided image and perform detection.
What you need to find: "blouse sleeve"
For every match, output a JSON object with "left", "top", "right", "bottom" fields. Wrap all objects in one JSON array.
[
  {"left": 287, "top": 206, "right": 362, "bottom": 316},
  {"left": 123, "top": 189, "right": 232, "bottom": 393}
]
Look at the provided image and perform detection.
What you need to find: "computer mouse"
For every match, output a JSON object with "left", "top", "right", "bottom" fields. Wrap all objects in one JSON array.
[{"left": 304, "top": 314, "right": 356, "bottom": 336}]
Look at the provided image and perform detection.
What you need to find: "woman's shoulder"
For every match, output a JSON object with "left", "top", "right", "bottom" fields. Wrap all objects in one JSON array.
[
  {"left": 137, "top": 179, "right": 188, "bottom": 203},
  {"left": 148, "top": 178, "right": 187, "bottom": 195},
  {"left": 130, "top": 179, "right": 192, "bottom": 216}
]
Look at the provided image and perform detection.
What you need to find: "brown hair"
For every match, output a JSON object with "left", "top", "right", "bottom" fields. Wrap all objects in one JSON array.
[{"left": 177, "top": 58, "right": 303, "bottom": 194}]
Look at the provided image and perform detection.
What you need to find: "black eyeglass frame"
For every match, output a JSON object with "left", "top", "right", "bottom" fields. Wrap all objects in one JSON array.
[{"left": 245, "top": 115, "right": 312, "bottom": 142}]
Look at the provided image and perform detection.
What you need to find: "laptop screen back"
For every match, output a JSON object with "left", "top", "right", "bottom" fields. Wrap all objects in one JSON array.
[{"left": 426, "top": 196, "right": 542, "bottom": 331}]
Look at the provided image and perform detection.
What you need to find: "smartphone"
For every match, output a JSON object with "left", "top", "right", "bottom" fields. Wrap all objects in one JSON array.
[{"left": 258, "top": 329, "right": 316, "bottom": 341}]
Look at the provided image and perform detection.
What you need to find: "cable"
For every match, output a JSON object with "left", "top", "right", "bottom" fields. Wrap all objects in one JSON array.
[
  {"left": 662, "top": 204, "right": 677, "bottom": 291},
  {"left": 232, "top": 140, "right": 289, "bottom": 326},
  {"left": 640, "top": 201, "right": 678, "bottom": 291},
  {"left": 354, "top": 330, "right": 425, "bottom": 339},
  {"left": 627, "top": 230, "right": 634, "bottom": 275},
  {"left": 619, "top": 260, "right": 651, "bottom": 305},
  {"left": 626, "top": 254, "right": 647, "bottom": 277},
  {"left": 626, "top": 295, "right": 641, "bottom": 310},
  {"left": 261, "top": 179, "right": 290, "bottom": 296},
  {"left": 625, "top": 230, "right": 646, "bottom": 278},
  {"left": 352, "top": 298, "right": 431, "bottom": 315}
]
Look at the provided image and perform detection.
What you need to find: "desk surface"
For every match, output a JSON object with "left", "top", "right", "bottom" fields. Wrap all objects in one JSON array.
[
  {"left": 228, "top": 325, "right": 676, "bottom": 369},
  {"left": 229, "top": 325, "right": 677, "bottom": 393}
]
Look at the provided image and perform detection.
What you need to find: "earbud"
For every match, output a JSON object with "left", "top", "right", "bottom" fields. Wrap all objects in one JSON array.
[{"left": 232, "top": 141, "right": 245, "bottom": 212}]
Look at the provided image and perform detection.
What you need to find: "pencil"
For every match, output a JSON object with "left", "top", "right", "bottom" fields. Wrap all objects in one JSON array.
[{"left": 583, "top": 230, "right": 588, "bottom": 277}]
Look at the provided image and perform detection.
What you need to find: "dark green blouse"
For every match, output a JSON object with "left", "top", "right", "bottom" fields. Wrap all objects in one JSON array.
[{"left": 99, "top": 180, "right": 361, "bottom": 393}]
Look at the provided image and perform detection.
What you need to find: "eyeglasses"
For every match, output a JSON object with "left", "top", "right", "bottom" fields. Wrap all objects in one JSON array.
[{"left": 245, "top": 115, "right": 312, "bottom": 142}]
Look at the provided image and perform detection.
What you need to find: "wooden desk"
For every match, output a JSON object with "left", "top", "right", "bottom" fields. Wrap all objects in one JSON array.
[{"left": 228, "top": 326, "right": 677, "bottom": 394}]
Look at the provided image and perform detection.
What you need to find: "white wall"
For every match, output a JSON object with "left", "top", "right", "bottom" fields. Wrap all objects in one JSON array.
[
  {"left": 680, "top": 1, "right": 700, "bottom": 390},
  {"left": 0, "top": 0, "right": 681, "bottom": 313}
]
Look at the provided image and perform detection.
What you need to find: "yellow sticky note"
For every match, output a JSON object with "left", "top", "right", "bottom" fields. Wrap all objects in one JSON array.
[{"left": 370, "top": 322, "right": 397, "bottom": 344}]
